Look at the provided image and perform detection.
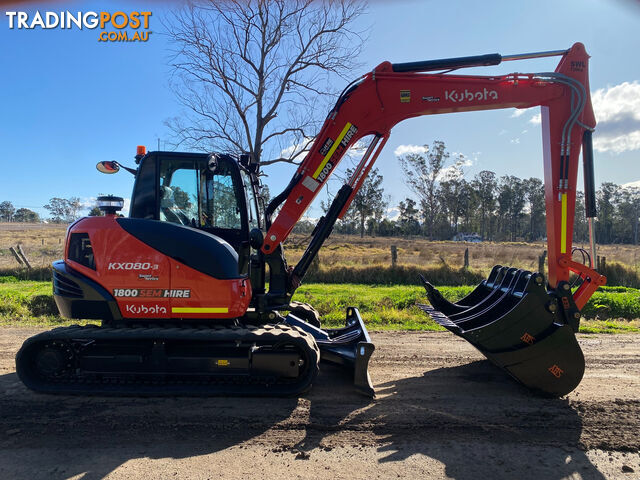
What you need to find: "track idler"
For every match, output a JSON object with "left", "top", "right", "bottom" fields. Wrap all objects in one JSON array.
[{"left": 419, "top": 266, "right": 585, "bottom": 397}]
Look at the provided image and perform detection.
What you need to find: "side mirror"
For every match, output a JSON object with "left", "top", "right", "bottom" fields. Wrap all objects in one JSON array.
[
  {"left": 208, "top": 155, "right": 218, "bottom": 172},
  {"left": 96, "top": 161, "right": 120, "bottom": 174}
]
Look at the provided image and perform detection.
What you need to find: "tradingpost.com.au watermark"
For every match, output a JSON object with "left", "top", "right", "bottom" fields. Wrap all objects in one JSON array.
[{"left": 5, "top": 11, "right": 152, "bottom": 42}]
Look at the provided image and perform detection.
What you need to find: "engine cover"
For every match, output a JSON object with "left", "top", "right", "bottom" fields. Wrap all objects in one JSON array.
[{"left": 59, "top": 215, "right": 251, "bottom": 321}]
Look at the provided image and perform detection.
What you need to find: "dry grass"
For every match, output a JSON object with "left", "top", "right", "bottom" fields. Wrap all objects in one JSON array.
[
  {"left": 0, "top": 223, "right": 66, "bottom": 269},
  {"left": 2, "top": 223, "right": 639, "bottom": 285},
  {"left": 285, "top": 233, "right": 640, "bottom": 276}
]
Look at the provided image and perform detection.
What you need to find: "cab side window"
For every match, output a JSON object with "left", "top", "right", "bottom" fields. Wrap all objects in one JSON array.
[
  {"left": 159, "top": 160, "right": 200, "bottom": 227},
  {"left": 202, "top": 162, "right": 242, "bottom": 230}
]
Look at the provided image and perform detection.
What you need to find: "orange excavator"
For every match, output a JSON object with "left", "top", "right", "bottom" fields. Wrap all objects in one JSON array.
[{"left": 16, "top": 43, "right": 605, "bottom": 397}]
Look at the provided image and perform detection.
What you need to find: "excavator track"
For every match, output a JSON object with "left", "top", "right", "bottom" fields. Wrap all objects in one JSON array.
[{"left": 16, "top": 323, "right": 319, "bottom": 396}]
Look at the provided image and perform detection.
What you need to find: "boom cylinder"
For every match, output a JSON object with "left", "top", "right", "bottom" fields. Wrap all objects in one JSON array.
[{"left": 291, "top": 184, "right": 353, "bottom": 288}]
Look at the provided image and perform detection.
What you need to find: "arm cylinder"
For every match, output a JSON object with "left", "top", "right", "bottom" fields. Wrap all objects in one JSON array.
[
  {"left": 582, "top": 130, "right": 597, "bottom": 218},
  {"left": 391, "top": 53, "right": 501, "bottom": 73}
]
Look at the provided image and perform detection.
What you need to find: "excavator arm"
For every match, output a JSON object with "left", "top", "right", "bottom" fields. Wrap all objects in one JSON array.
[{"left": 263, "top": 42, "right": 605, "bottom": 310}]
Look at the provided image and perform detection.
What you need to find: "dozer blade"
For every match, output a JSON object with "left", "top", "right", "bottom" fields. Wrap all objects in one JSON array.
[
  {"left": 419, "top": 267, "right": 585, "bottom": 397},
  {"left": 284, "top": 307, "right": 375, "bottom": 397}
]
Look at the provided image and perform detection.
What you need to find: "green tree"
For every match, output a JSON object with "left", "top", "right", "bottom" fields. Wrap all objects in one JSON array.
[
  {"left": 522, "top": 177, "right": 545, "bottom": 241},
  {"left": 344, "top": 167, "right": 385, "bottom": 237},
  {"left": 398, "top": 141, "right": 448, "bottom": 238},
  {"left": 497, "top": 175, "right": 526, "bottom": 241},
  {"left": 471, "top": 170, "right": 497, "bottom": 240},
  {"left": 573, "top": 191, "right": 589, "bottom": 243},
  {"left": 615, "top": 186, "right": 640, "bottom": 244},
  {"left": 13, "top": 208, "right": 40, "bottom": 222},
  {"left": 44, "top": 197, "right": 82, "bottom": 223},
  {"left": 88, "top": 207, "right": 104, "bottom": 217},
  {"left": 437, "top": 159, "right": 467, "bottom": 237},
  {"left": 397, "top": 198, "right": 421, "bottom": 235},
  {"left": 0, "top": 201, "right": 15, "bottom": 221},
  {"left": 596, "top": 182, "right": 618, "bottom": 244}
]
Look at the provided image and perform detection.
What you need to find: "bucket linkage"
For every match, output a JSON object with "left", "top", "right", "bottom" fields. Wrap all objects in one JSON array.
[{"left": 418, "top": 265, "right": 584, "bottom": 397}]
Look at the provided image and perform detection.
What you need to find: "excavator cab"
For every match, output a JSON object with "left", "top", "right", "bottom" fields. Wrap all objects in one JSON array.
[{"left": 129, "top": 152, "right": 258, "bottom": 262}]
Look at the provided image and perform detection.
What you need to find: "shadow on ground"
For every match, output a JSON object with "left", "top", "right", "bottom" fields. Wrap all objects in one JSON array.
[
  {"left": 0, "top": 371, "right": 304, "bottom": 480},
  {"left": 0, "top": 359, "right": 607, "bottom": 480},
  {"left": 300, "top": 360, "right": 606, "bottom": 480}
]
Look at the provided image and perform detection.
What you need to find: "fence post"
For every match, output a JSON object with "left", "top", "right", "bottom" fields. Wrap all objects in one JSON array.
[
  {"left": 9, "top": 246, "right": 24, "bottom": 266},
  {"left": 391, "top": 245, "right": 398, "bottom": 267},
  {"left": 538, "top": 250, "right": 547, "bottom": 278},
  {"left": 17, "top": 245, "right": 32, "bottom": 270},
  {"left": 463, "top": 248, "right": 469, "bottom": 269}
]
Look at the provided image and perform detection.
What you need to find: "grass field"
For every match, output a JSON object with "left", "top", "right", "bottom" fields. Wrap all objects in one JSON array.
[
  {"left": 0, "top": 223, "right": 640, "bottom": 280},
  {"left": 1, "top": 278, "right": 638, "bottom": 333},
  {"left": 1, "top": 222, "right": 639, "bottom": 333}
]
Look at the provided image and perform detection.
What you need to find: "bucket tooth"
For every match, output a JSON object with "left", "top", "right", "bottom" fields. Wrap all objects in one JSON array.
[
  {"left": 418, "top": 264, "right": 585, "bottom": 397},
  {"left": 419, "top": 274, "right": 463, "bottom": 315},
  {"left": 445, "top": 268, "right": 524, "bottom": 325},
  {"left": 419, "top": 265, "right": 505, "bottom": 316}
]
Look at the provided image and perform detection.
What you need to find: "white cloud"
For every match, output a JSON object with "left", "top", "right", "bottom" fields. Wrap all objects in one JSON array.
[
  {"left": 280, "top": 137, "right": 314, "bottom": 158},
  {"left": 511, "top": 108, "right": 529, "bottom": 117},
  {"left": 510, "top": 138, "right": 520, "bottom": 144},
  {"left": 386, "top": 206, "right": 400, "bottom": 221},
  {"left": 591, "top": 81, "right": 640, "bottom": 154},
  {"left": 394, "top": 144, "right": 429, "bottom": 157},
  {"left": 438, "top": 165, "right": 461, "bottom": 181},
  {"left": 79, "top": 197, "right": 96, "bottom": 210},
  {"left": 622, "top": 180, "right": 640, "bottom": 190},
  {"left": 461, "top": 158, "right": 473, "bottom": 167},
  {"left": 529, "top": 113, "right": 541, "bottom": 125}
]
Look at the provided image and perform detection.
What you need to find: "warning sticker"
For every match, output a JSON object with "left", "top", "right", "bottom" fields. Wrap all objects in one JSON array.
[{"left": 302, "top": 175, "right": 320, "bottom": 192}]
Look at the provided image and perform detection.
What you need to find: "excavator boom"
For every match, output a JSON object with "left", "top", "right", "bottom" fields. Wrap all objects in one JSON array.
[
  {"left": 264, "top": 42, "right": 604, "bottom": 310},
  {"left": 262, "top": 42, "right": 606, "bottom": 396}
]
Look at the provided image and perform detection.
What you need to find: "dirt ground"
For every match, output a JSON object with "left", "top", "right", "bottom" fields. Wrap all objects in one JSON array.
[{"left": 0, "top": 328, "right": 638, "bottom": 480}]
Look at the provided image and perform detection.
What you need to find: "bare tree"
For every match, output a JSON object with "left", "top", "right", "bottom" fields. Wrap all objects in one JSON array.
[{"left": 165, "top": 0, "right": 366, "bottom": 166}]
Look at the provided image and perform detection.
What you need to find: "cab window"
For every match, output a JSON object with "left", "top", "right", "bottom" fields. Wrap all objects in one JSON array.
[
  {"left": 203, "top": 162, "right": 242, "bottom": 229},
  {"left": 158, "top": 157, "right": 242, "bottom": 230}
]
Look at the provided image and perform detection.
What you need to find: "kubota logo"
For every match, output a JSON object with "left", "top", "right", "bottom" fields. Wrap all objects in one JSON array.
[
  {"left": 125, "top": 304, "right": 167, "bottom": 315},
  {"left": 445, "top": 88, "right": 498, "bottom": 103},
  {"left": 108, "top": 262, "right": 157, "bottom": 271}
]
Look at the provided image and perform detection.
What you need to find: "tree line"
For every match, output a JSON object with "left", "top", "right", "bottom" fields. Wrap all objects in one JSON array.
[
  {"left": 296, "top": 141, "right": 640, "bottom": 245},
  {"left": 1, "top": 143, "right": 638, "bottom": 245},
  {"left": 0, "top": 197, "right": 85, "bottom": 224}
]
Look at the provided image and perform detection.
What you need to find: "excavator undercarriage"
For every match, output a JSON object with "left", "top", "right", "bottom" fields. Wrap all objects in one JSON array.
[{"left": 16, "top": 43, "right": 605, "bottom": 398}]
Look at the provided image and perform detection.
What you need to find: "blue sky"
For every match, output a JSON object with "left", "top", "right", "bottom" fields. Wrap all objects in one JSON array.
[{"left": 1, "top": 0, "right": 639, "bottom": 219}]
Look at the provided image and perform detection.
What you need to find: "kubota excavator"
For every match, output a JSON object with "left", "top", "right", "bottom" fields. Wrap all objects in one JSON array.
[{"left": 16, "top": 42, "right": 606, "bottom": 398}]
